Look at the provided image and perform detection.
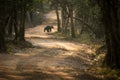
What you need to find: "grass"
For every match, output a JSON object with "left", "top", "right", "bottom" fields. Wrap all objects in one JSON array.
[
  {"left": 6, "top": 40, "right": 33, "bottom": 53},
  {"left": 52, "top": 32, "right": 103, "bottom": 44},
  {"left": 52, "top": 32, "right": 104, "bottom": 54},
  {"left": 90, "top": 67, "right": 120, "bottom": 80},
  {"left": 52, "top": 32, "right": 120, "bottom": 80}
]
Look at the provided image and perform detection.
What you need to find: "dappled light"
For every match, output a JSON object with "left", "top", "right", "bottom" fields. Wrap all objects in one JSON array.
[
  {"left": 0, "top": 8, "right": 101, "bottom": 80},
  {"left": 1, "top": 0, "right": 119, "bottom": 80},
  {"left": 0, "top": 6, "right": 101, "bottom": 80}
]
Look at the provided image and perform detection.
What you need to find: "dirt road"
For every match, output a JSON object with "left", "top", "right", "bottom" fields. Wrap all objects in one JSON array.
[{"left": 0, "top": 11, "right": 100, "bottom": 80}]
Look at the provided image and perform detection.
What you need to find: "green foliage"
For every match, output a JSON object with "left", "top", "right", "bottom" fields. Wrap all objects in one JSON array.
[
  {"left": 97, "top": 68, "right": 120, "bottom": 80},
  {"left": 0, "top": 0, "right": 36, "bottom": 52}
]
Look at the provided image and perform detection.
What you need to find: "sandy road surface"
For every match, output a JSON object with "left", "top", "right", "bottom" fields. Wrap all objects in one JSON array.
[{"left": 0, "top": 10, "right": 100, "bottom": 80}]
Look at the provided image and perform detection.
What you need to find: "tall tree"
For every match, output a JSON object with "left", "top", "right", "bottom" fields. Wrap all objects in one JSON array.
[
  {"left": 18, "top": 0, "right": 27, "bottom": 41},
  {"left": 0, "top": 0, "right": 33, "bottom": 52},
  {"left": 99, "top": 0, "right": 120, "bottom": 69},
  {"left": 69, "top": 4, "right": 76, "bottom": 38},
  {"left": 51, "top": 0, "right": 61, "bottom": 32},
  {"left": 0, "top": 0, "right": 9, "bottom": 52}
]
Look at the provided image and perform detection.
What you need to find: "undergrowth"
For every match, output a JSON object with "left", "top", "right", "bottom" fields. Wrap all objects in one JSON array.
[
  {"left": 52, "top": 32, "right": 103, "bottom": 44},
  {"left": 6, "top": 40, "right": 33, "bottom": 53},
  {"left": 52, "top": 32, "right": 120, "bottom": 80}
]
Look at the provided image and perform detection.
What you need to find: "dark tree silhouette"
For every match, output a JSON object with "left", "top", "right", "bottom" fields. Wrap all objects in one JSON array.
[{"left": 99, "top": 0, "right": 120, "bottom": 69}]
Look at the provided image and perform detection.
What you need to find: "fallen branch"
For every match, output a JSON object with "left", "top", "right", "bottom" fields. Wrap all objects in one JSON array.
[{"left": 73, "top": 17, "right": 96, "bottom": 35}]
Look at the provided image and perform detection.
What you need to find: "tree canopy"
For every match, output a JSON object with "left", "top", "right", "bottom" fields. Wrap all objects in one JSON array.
[{"left": 0, "top": 0, "right": 120, "bottom": 70}]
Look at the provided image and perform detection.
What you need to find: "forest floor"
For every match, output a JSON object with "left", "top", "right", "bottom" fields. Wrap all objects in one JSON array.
[{"left": 0, "top": 10, "right": 102, "bottom": 80}]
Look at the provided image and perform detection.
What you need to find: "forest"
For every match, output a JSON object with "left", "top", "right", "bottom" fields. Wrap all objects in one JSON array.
[{"left": 0, "top": 0, "right": 120, "bottom": 80}]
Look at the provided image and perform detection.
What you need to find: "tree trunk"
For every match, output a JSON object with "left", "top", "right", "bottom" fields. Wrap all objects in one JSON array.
[
  {"left": 13, "top": 11, "right": 18, "bottom": 41},
  {"left": 61, "top": 4, "right": 70, "bottom": 34},
  {"left": 55, "top": 5, "right": 61, "bottom": 32},
  {"left": 100, "top": 0, "right": 120, "bottom": 69},
  {"left": 0, "top": 17, "right": 6, "bottom": 52},
  {"left": 8, "top": 17, "right": 13, "bottom": 36},
  {"left": 18, "top": 0, "right": 26, "bottom": 41},
  {"left": 69, "top": 5, "right": 76, "bottom": 38},
  {"left": 61, "top": 7, "right": 66, "bottom": 33}
]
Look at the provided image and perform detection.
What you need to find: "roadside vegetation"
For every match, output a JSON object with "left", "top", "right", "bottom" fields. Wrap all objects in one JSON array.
[{"left": 0, "top": 0, "right": 120, "bottom": 80}]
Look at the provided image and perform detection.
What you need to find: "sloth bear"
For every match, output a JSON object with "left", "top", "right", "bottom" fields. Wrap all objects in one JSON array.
[{"left": 44, "top": 25, "right": 54, "bottom": 32}]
